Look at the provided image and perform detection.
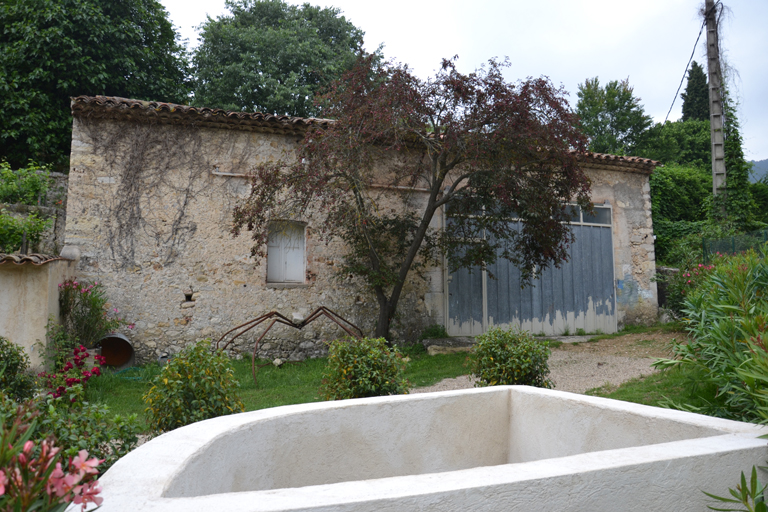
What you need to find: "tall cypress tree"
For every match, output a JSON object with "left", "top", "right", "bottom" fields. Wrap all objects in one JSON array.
[{"left": 680, "top": 61, "right": 710, "bottom": 122}]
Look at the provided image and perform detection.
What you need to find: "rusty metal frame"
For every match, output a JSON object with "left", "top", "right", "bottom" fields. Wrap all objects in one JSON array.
[{"left": 215, "top": 307, "right": 362, "bottom": 385}]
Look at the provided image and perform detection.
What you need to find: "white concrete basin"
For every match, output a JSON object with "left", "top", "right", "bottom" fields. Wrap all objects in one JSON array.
[{"left": 99, "top": 387, "right": 767, "bottom": 511}]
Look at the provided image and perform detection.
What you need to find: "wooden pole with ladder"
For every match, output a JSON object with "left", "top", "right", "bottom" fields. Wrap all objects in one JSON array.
[{"left": 705, "top": 0, "right": 726, "bottom": 196}]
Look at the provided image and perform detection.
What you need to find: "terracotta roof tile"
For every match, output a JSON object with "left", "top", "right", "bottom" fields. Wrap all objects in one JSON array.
[
  {"left": 70, "top": 96, "right": 332, "bottom": 135},
  {"left": 573, "top": 151, "right": 659, "bottom": 174},
  {"left": 0, "top": 253, "right": 67, "bottom": 266},
  {"left": 71, "top": 96, "right": 660, "bottom": 173}
]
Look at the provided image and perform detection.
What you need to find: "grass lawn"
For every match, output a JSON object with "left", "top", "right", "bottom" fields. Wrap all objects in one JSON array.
[
  {"left": 585, "top": 365, "right": 720, "bottom": 411},
  {"left": 85, "top": 348, "right": 470, "bottom": 432}
]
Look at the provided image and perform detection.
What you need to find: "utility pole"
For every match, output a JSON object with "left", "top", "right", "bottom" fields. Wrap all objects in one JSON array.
[{"left": 705, "top": 0, "right": 726, "bottom": 196}]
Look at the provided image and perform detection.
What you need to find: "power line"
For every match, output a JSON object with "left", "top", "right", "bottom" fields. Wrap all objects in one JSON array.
[{"left": 663, "top": 17, "right": 708, "bottom": 124}]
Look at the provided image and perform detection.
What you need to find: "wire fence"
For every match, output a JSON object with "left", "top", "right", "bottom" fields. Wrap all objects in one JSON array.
[{"left": 703, "top": 229, "right": 768, "bottom": 263}]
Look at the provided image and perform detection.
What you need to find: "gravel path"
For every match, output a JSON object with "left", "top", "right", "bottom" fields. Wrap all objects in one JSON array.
[{"left": 411, "top": 331, "right": 680, "bottom": 395}]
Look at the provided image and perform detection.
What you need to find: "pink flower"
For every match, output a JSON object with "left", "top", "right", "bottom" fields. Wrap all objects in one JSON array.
[
  {"left": 0, "top": 468, "right": 7, "bottom": 496},
  {"left": 73, "top": 480, "right": 103, "bottom": 510},
  {"left": 128, "top": 323, "right": 135, "bottom": 330},
  {"left": 71, "top": 450, "right": 101, "bottom": 477},
  {"left": 48, "top": 463, "right": 79, "bottom": 498}
]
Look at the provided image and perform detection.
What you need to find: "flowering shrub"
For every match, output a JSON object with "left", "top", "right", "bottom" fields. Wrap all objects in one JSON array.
[
  {"left": 58, "top": 279, "right": 128, "bottom": 350},
  {"left": 664, "top": 260, "right": 718, "bottom": 314},
  {"left": 38, "top": 345, "right": 106, "bottom": 402},
  {"left": 144, "top": 340, "right": 244, "bottom": 432},
  {"left": 0, "top": 336, "right": 34, "bottom": 401},
  {"left": 655, "top": 249, "right": 768, "bottom": 422},
  {"left": 0, "top": 400, "right": 103, "bottom": 512},
  {"left": 470, "top": 327, "right": 553, "bottom": 388},
  {"left": 1, "top": 390, "right": 140, "bottom": 475},
  {"left": 320, "top": 337, "right": 409, "bottom": 400}
]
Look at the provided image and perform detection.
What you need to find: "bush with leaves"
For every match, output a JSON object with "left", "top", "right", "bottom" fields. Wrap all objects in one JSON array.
[
  {"left": 470, "top": 327, "right": 553, "bottom": 388},
  {"left": 0, "top": 161, "right": 51, "bottom": 205},
  {"left": 37, "top": 344, "right": 106, "bottom": 403},
  {"left": 320, "top": 337, "right": 409, "bottom": 400},
  {"left": 654, "top": 249, "right": 768, "bottom": 422},
  {"left": 0, "top": 399, "right": 104, "bottom": 511},
  {"left": 143, "top": 340, "right": 245, "bottom": 432},
  {"left": 56, "top": 279, "right": 129, "bottom": 352},
  {"left": 0, "top": 336, "right": 34, "bottom": 401},
  {"left": 0, "top": 208, "right": 52, "bottom": 253},
  {"left": 0, "top": 388, "right": 140, "bottom": 475}
]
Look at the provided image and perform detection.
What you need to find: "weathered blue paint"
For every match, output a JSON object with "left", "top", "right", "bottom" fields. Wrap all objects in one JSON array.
[{"left": 447, "top": 221, "right": 616, "bottom": 336}]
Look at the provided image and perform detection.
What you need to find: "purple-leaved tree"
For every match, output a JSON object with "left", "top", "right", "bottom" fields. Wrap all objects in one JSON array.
[{"left": 232, "top": 56, "right": 591, "bottom": 339}]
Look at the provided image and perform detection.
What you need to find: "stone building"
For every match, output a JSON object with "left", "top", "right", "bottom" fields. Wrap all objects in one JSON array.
[{"left": 64, "top": 96, "right": 659, "bottom": 363}]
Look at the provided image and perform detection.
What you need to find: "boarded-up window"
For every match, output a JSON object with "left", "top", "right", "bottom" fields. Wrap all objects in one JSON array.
[{"left": 267, "top": 222, "right": 305, "bottom": 283}]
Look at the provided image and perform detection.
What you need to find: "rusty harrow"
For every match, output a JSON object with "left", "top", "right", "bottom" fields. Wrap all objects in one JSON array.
[{"left": 215, "top": 307, "right": 362, "bottom": 386}]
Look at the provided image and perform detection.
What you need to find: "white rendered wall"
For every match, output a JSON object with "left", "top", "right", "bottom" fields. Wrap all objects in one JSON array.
[{"left": 98, "top": 387, "right": 767, "bottom": 512}]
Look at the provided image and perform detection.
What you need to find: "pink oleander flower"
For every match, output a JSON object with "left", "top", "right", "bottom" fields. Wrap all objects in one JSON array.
[
  {"left": 48, "top": 463, "right": 79, "bottom": 498},
  {"left": 73, "top": 480, "right": 103, "bottom": 510},
  {"left": 0, "top": 468, "right": 7, "bottom": 495},
  {"left": 71, "top": 451, "right": 101, "bottom": 477}
]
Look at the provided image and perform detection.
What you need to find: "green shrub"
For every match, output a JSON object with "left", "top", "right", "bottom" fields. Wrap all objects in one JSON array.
[
  {"left": 470, "top": 327, "right": 553, "bottom": 388},
  {"left": 655, "top": 249, "right": 768, "bottom": 422},
  {"left": 0, "top": 161, "right": 50, "bottom": 206},
  {"left": 418, "top": 324, "right": 449, "bottom": 340},
  {"left": 0, "top": 336, "right": 34, "bottom": 401},
  {"left": 320, "top": 337, "right": 409, "bottom": 400},
  {"left": 0, "top": 388, "right": 140, "bottom": 474},
  {"left": 143, "top": 340, "right": 245, "bottom": 432},
  {"left": 0, "top": 208, "right": 51, "bottom": 253},
  {"left": 58, "top": 279, "right": 127, "bottom": 349}
]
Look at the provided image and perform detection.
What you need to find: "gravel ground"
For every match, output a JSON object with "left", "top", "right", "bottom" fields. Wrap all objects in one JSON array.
[{"left": 411, "top": 330, "right": 683, "bottom": 395}]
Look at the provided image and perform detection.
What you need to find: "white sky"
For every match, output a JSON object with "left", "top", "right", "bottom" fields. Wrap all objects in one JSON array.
[{"left": 160, "top": 0, "right": 768, "bottom": 161}]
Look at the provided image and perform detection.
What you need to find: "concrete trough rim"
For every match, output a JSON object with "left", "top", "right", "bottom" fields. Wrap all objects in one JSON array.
[{"left": 97, "top": 387, "right": 767, "bottom": 512}]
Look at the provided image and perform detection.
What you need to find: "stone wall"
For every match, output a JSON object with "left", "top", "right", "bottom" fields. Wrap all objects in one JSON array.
[
  {"left": 65, "top": 105, "right": 658, "bottom": 363},
  {"left": 65, "top": 117, "right": 435, "bottom": 363},
  {"left": 586, "top": 165, "right": 658, "bottom": 326}
]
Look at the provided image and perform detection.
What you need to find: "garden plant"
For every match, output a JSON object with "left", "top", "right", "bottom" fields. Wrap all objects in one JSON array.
[
  {"left": 143, "top": 340, "right": 245, "bottom": 432},
  {"left": 320, "top": 337, "right": 409, "bottom": 400},
  {"left": 0, "top": 335, "right": 35, "bottom": 401},
  {"left": 470, "top": 327, "right": 553, "bottom": 388}
]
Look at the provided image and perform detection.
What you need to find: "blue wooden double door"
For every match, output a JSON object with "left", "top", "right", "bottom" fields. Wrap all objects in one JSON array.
[{"left": 446, "top": 210, "right": 616, "bottom": 336}]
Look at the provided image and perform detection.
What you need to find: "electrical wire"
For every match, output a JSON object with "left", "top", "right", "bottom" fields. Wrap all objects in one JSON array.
[{"left": 663, "top": 1, "right": 721, "bottom": 124}]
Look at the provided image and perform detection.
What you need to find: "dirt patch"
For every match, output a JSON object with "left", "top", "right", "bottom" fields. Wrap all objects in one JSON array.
[
  {"left": 411, "top": 329, "right": 687, "bottom": 395},
  {"left": 554, "top": 331, "right": 686, "bottom": 359}
]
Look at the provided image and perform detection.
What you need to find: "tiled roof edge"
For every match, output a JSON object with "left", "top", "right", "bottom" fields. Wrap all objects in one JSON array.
[
  {"left": 0, "top": 253, "right": 69, "bottom": 266},
  {"left": 71, "top": 96, "right": 332, "bottom": 135},
  {"left": 574, "top": 151, "right": 659, "bottom": 173}
]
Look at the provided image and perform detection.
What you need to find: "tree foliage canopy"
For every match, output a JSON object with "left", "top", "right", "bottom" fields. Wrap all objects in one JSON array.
[
  {"left": 193, "top": 0, "right": 365, "bottom": 117},
  {"left": 681, "top": 61, "right": 709, "bottom": 122},
  {"left": 575, "top": 77, "right": 652, "bottom": 155},
  {"left": 0, "top": 0, "right": 190, "bottom": 170},
  {"left": 635, "top": 119, "right": 711, "bottom": 168},
  {"left": 232, "top": 56, "right": 591, "bottom": 337}
]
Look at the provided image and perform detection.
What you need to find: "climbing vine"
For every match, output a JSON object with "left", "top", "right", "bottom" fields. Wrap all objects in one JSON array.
[{"left": 79, "top": 118, "right": 254, "bottom": 269}]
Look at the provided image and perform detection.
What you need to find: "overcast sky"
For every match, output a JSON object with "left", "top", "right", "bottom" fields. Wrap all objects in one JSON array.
[{"left": 160, "top": 0, "right": 768, "bottom": 161}]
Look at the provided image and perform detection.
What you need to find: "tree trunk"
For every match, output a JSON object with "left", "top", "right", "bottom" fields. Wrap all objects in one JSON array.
[{"left": 374, "top": 303, "right": 391, "bottom": 340}]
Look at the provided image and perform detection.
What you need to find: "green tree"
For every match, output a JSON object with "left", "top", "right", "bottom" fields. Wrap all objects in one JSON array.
[
  {"left": 193, "top": 0, "right": 365, "bottom": 117},
  {"left": 635, "top": 119, "right": 711, "bottom": 167},
  {"left": 680, "top": 61, "right": 709, "bottom": 122},
  {"left": 0, "top": 0, "right": 190, "bottom": 171},
  {"left": 232, "top": 56, "right": 591, "bottom": 338},
  {"left": 649, "top": 163, "right": 712, "bottom": 223},
  {"left": 575, "top": 77, "right": 652, "bottom": 155}
]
